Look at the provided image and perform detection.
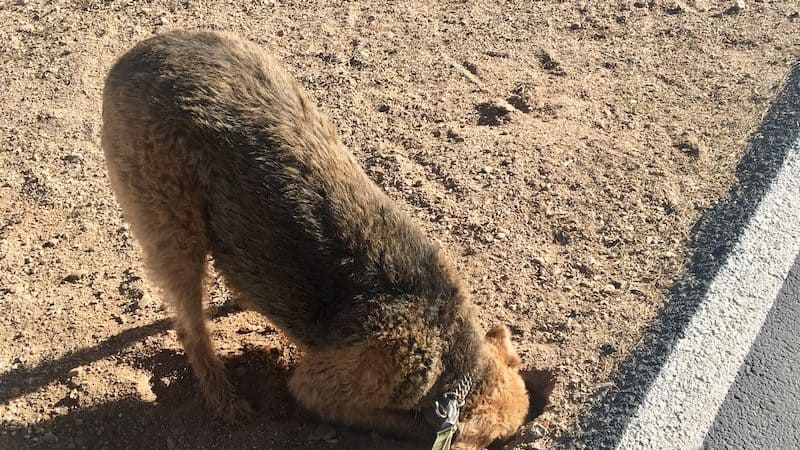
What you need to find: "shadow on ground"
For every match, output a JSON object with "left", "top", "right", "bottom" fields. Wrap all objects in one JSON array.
[
  {"left": 2, "top": 299, "right": 555, "bottom": 450},
  {"left": 2, "top": 341, "right": 423, "bottom": 450}
]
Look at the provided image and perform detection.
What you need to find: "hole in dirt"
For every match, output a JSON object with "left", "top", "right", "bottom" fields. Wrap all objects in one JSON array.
[
  {"left": 476, "top": 102, "right": 511, "bottom": 126},
  {"left": 487, "top": 369, "right": 557, "bottom": 450},
  {"left": 522, "top": 368, "right": 556, "bottom": 420}
]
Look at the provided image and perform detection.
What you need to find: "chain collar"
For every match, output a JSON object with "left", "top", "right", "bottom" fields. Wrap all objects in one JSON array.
[
  {"left": 434, "top": 372, "right": 473, "bottom": 426},
  {"left": 430, "top": 373, "right": 473, "bottom": 450}
]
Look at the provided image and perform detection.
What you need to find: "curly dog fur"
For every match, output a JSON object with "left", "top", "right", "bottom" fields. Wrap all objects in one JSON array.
[{"left": 101, "top": 30, "right": 528, "bottom": 449}]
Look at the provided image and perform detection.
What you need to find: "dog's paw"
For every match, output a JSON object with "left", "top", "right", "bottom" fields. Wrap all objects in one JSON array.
[
  {"left": 206, "top": 387, "right": 254, "bottom": 423},
  {"left": 217, "top": 395, "right": 255, "bottom": 424},
  {"left": 212, "top": 395, "right": 254, "bottom": 424}
]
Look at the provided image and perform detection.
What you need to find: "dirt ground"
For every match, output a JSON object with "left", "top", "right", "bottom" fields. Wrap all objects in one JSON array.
[{"left": 1, "top": 0, "right": 798, "bottom": 449}]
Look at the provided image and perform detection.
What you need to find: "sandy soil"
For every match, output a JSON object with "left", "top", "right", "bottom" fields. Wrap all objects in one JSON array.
[{"left": 1, "top": 0, "right": 798, "bottom": 449}]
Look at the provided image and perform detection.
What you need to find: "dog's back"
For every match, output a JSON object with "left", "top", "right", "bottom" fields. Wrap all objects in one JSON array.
[{"left": 102, "top": 30, "right": 455, "bottom": 347}]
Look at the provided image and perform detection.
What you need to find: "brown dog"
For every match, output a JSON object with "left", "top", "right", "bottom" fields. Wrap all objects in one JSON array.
[{"left": 101, "top": 30, "right": 528, "bottom": 449}]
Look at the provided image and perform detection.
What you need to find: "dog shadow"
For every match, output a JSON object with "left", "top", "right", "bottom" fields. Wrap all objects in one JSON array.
[
  {"left": 1, "top": 315, "right": 422, "bottom": 450},
  {"left": 2, "top": 302, "right": 553, "bottom": 450},
  {"left": 0, "top": 302, "right": 242, "bottom": 403}
]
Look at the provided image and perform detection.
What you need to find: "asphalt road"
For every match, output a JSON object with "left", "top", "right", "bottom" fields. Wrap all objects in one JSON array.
[{"left": 702, "top": 253, "right": 800, "bottom": 450}]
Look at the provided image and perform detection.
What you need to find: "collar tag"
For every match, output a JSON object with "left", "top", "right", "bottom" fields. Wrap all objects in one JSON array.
[{"left": 431, "top": 424, "right": 456, "bottom": 450}]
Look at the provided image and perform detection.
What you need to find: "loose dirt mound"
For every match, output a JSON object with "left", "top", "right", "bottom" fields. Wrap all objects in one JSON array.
[{"left": 1, "top": 1, "right": 798, "bottom": 449}]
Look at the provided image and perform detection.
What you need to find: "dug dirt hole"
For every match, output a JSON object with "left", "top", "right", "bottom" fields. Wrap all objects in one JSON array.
[
  {"left": 488, "top": 369, "right": 556, "bottom": 450},
  {"left": 522, "top": 368, "right": 556, "bottom": 420}
]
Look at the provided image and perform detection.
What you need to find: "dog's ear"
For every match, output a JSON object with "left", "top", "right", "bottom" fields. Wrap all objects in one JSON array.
[{"left": 486, "top": 324, "right": 521, "bottom": 368}]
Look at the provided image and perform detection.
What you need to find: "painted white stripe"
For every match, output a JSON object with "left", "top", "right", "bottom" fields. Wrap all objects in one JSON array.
[{"left": 617, "top": 142, "right": 800, "bottom": 450}]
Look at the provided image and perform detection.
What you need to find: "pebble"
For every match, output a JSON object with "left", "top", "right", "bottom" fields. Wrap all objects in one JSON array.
[
  {"left": 68, "top": 366, "right": 85, "bottom": 378},
  {"left": 725, "top": 0, "right": 745, "bottom": 14},
  {"left": 308, "top": 423, "right": 337, "bottom": 441},
  {"left": 530, "top": 422, "right": 546, "bottom": 439},
  {"left": 600, "top": 342, "right": 618, "bottom": 356},
  {"left": 666, "top": 1, "right": 687, "bottom": 14},
  {"left": 675, "top": 130, "right": 703, "bottom": 158},
  {"left": 62, "top": 271, "right": 85, "bottom": 284},
  {"left": 41, "top": 432, "right": 57, "bottom": 444}
]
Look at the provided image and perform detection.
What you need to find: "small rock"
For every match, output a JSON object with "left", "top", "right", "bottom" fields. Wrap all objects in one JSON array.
[
  {"left": 495, "top": 232, "right": 507, "bottom": 240},
  {"left": 602, "top": 283, "right": 617, "bottom": 294},
  {"left": 308, "top": 423, "right": 337, "bottom": 441},
  {"left": 377, "top": 104, "right": 390, "bottom": 113},
  {"left": 674, "top": 130, "right": 703, "bottom": 158},
  {"left": 537, "top": 50, "right": 566, "bottom": 76},
  {"left": 600, "top": 342, "right": 618, "bottom": 356},
  {"left": 530, "top": 422, "right": 546, "bottom": 439},
  {"left": 724, "top": 0, "right": 745, "bottom": 14},
  {"left": 41, "top": 432, "right": 57, "bottom": 444},
  {"left": 62, "top": 271, "right": 85, "bottom": 284},
  {"left": 665, "top": 1, "right": 687, "bottom": 14},
  {"left": 61, "top": 153, "right": 82, "bottom": 163},
  {"left": 166, "top": 437, "right": 176, "bottom": 450},
  {"left": 68, "top": 366, "right": 85, "bottom": 378},
  {"left": 446, "top": 129, "right": 464, "bottom": 143}
]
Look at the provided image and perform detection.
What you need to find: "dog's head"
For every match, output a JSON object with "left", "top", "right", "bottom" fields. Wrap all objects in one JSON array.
[{"left": 454, "top": 324, "right": 528, "bottom": 450}]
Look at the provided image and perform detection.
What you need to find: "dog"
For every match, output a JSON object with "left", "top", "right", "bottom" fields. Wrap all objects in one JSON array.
[{"left": 101, "top": 30, "right": 529, "bottom": 449}]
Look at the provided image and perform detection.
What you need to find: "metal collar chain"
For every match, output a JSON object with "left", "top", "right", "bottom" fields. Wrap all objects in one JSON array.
[{"left": 431, "top": 373, "right": 473, "bottom": 450}]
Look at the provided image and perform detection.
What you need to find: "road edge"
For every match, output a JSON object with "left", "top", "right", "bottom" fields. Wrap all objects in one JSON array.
[{"left": 559, "top": 62, "right": 800, "bottom": 450}]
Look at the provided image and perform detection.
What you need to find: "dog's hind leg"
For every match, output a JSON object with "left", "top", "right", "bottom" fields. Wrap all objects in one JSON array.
[{"left": 288, "top": 344, "right": 430, "bottom": 439}]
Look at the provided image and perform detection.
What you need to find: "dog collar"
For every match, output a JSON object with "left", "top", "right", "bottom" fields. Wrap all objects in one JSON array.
[{"left": 430, "top": 373, "right": 473, "bottom": 450}]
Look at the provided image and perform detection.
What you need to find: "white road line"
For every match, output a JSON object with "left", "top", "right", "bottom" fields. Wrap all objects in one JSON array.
[{"left": 617, "top": 142, "right": 800, "bottom": 450}]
